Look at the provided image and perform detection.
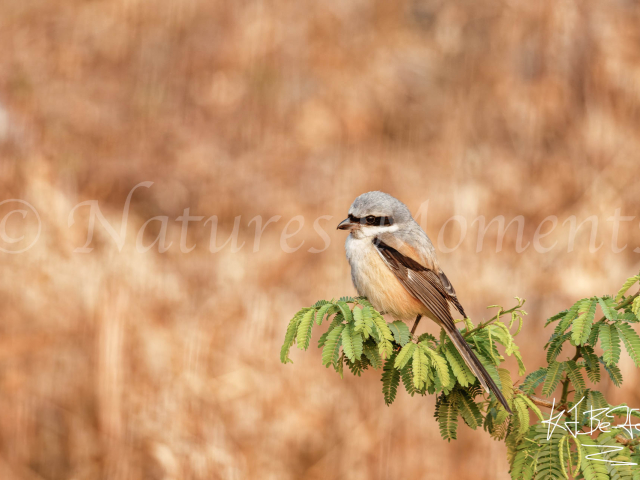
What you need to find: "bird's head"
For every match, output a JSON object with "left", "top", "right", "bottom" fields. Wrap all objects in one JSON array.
[{"left": 337, "top": 191, "right": 412, "bottom": 237}]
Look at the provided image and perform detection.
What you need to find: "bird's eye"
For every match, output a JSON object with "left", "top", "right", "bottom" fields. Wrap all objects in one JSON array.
[{"left": 366, "top": 215, "right": 376, "bottom": 225}]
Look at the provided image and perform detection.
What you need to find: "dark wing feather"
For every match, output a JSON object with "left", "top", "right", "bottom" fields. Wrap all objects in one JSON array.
[
  {"left": 374, "top": 238, "right": 511, "bottom": 414},
  {"left": 375, "top": 240, "right": 466, "bottom": 319}
]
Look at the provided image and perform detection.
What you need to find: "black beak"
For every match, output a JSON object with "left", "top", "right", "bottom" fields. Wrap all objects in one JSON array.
[{"left": 337, "top": 218, "right": 355, "bottom": 230}]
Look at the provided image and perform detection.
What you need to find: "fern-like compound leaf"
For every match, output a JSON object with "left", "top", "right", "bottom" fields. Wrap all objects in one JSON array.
[
  {"left": 436, "top": 393, "right": 459, "bottom": 441},
  {"left": 352, "top": 306, "right": 364, "bottom": 331},
  {"left": 388, "top": 321, "right": 411, "bottom": 346},
  {"left": 588, "top": 320, "right": 603, "bottom": 347},
  {"left": 616, "top": 275, "right": 639, "bottom": 302},
  {"left": 444, "top": 341, "right": 475, "bottom": 387},
  {"left": 371, "top": 313, "right": 394, "bottom": 358},
  {"left": 280, "top": 311, "right": 304, "bottom": 363},
  {"left": 382, "top": 353, "right": 400, "bottom": 405},
  {"left": 576, "top": 434, "right": 610, "bottom": 480},
  {"left": 545, "top": 308, "right": 569, "bottom": 327},
  {"left": 565, "top": 360, "right": 586, "bottom": 395},
  {"left": 363, "top": 342, "right": 383, "bottom": 369},
  {"left": 571, "top": 299, "right": 596, "bottom": 346},
  {"left": 587, "top": 390, "right": 609, "bottom": 412},
  {"left": 616, "top": 322, "right": 640, "bottom": 367},
  {"left": 400, "top": 360, "right": 417, "bottom": 396},
  {"left": 520, "top": 368, "right": 547, "bottom": 394},
  {"left": 412, "top": 347, "right": 428, "bottom": 390},
  {"left": 421, "top": 343, "right": 452, "bottom": 390},
  {"left": 542, "top": 361, "right": 565, "bottom": 397},
  {"left": 457, "top": 389, "right": 483, "bottom": 429},
  {"left": 335, "top": 301, "right": 353, "bottom": 324},
  {"left": 513, "top": 396, "right": 531, "bottom": 440},
  {"left": 296, "top": 308, "right": 315, "bottom": 351},
  {"left": 342, "top": 323, "right": 363, "bottom": 362},
  {"left": 394, "top": 342, "right": 416, "bottom": 370},
  {"left": 598, "top": 296, "right": 618, "bottom": 321},
  {"left": 633, "top": 296, "right": 640, "bottom": 317},
  {"left": 317, "top": 313, "right": 343, "bottom": 348},
  {"left": 315, "top": 302, "right": 337, "bottom": 326},
  {"left": 582, "top": 348, "right": 601, "bottom": 383},
  {"left": 546, "top": 332, "right": 570, "bottom": 363},
  {"left": 600, "top": 357, "right": 623, "bottom": 387},
  {"left": 600, "top": 323, "right": 621, "bottom": 366},
  {"left": 532, "top": 424, "right": 565, "bottom": 480},
  {"left": 321, "top": 324, "right": 345, "bottom": 367}
]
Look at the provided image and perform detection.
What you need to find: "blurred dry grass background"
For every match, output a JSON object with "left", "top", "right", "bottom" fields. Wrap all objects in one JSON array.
[{"left": 2, "top": 0, "right": 640, "bottom": 478}]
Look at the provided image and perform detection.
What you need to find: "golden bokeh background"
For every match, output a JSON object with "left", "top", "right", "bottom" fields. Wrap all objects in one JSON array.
[{"left": 1, "top": 0, "right": 640, "bottom": 478}]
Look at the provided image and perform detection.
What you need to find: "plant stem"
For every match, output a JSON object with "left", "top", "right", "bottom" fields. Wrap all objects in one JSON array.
[
  {"left": 463, "top": 303, "right": 524, "bottom": 338},
  {"left": 559, "top": 346, "right": 582, "bottom": 407}
]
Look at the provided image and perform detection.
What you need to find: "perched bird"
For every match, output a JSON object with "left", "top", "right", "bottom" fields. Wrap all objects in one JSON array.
[{"left": 337, "top": 191, "right": 511, "bottom": 413}]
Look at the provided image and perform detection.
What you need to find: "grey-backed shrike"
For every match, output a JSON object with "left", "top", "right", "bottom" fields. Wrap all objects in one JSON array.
[{"left": 337, "top": 191, "right": 511, "bottom": 413}]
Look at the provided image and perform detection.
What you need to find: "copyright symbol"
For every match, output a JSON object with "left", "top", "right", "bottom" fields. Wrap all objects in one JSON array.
[{"left": 0, "top": 199, "right": 41, "bottom": 254}]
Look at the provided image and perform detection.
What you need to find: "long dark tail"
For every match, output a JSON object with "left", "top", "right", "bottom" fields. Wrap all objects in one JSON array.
[{"left": 441, "top": 321, "right": 512, "bottom": 414}]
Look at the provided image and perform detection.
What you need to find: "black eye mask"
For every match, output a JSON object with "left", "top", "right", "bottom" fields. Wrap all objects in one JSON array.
[{"left": 349, "top": 214, "right": 394, "bottom": 226}]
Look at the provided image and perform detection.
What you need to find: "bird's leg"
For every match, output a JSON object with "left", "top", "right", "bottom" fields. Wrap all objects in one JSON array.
[{"left": 411, "top": 314, "right": 422, "bottom": 335}]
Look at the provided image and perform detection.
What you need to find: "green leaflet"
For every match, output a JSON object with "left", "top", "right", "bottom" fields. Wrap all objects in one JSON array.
[
  {"left": 513, "top": 396, "right": 531, "bottom": 440},
  {"left": 509, "top": 425, "right": 540, "bottom": 480},
  {"left": 600, "top": 323, "right": 621, "bottom": 366},
  {"left": 296, "top": 308, "right": 316, "bottom": 350},
  {"left": 342, "top": 323, "right": 363, "bottom": 362},
  {"left": 616, "top": 275, "right": 639, "bottom": 302},
  {"left": 436, "top": 393, "right": 459, "bottom": 441},
  {"left": 363, "top": 342, "right": 383, "bottom": 369},
  {"left": 315, "top": 302, "right": 337, "bottom": 326},
  {"left": 444, "top": 341, "right": 475, "bottom": 387},
  {"left": 545, "top": 308, "right": 569, "bottom": 327},
  {"left": 321, "top": 324, "right": 345, "bottom": 367},
  {"left": 571, "top": 299, "right": 596, "bottom": 346},
  {"left": 576, "top": 434, "right": 610, "bottom": 480},
  {"left": 388, "top": 321, "right": 411, "bottom": 346},
  {"left": 382, "top": 353, "right": 400, "bottom": 405},
  {"left": 345, "top": 357, "right": 368, "bottom": 376},
  {"left": 318, "top": 314, "right": 344, "bottom": 348},
  {"left": 598, "top": 297, "right": 618, "bottom": 321},
  {"left": 335, "top": 301, "right": 353, "bottom": 324},
  {"left": 412, "top": 347, "right": 429, "bottom": 390},
  {"left": 520, "top": 368, "right": 547, "bottom": 394},
  {"left": 401, "top": 360, "right": 418, "bottom": 396},
  {"left": 421, "top": 343, "right": 452, "bottom": 390},
  {"left": 588, "top": 320, "right": 603, "bottom": 347},
  {"left": 362, "top": 307, "right": 378, "bottom": 341},
  {"left": 633, "top": 296, "right": 640, "bottom": 317},
  {"left": 417, "top": 332, "right": 437, "bottom": 346},
  {"left": 518, "top": 394, "right": 544, "bottom": 421},
  {"left": 618, "top": 312, "right": 639, "bottom": 323},
  {"left": 582, "top": 349, "right": 601, "bottom": 383},
  {"left": 352, "top": 306, "right": 364, "bottom": 329},
  {"left": 615, "top": 322, "right": 640, "bottom": 367},
  {"left": 600, "top": 357, "right": 623, "bottom": 387},
  {"left": 532, "top": 428, "right": 566, "bottom": 480},
  {"left": 457, "top": 389, "right": 483, "bottom": 430},
  {"left": 394, "top": 342, "right": 416, "bottom": 370},
  {"left": 371, "top": 313, "right": 394, "bottom": 358},
  {"left": 335, "top": 352, "right": 344, "bottom": 377},
  {"left": 498, "top": 368, "right": 514, "bottom": 410},
  {"left": 596, "top": 433, "right": 637, "bottom": 479},
  {"left": 546, "top": 332, "right": 570, "bottom": 363},
  {"left": 542, "top": 361, "right": 565, "bottom": 397},
  {"left": 565, "top": 360, "right": 586, "bottom": 395},
  {"left": 280, "top": 311, "right": 303, "bottom": 363}
]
